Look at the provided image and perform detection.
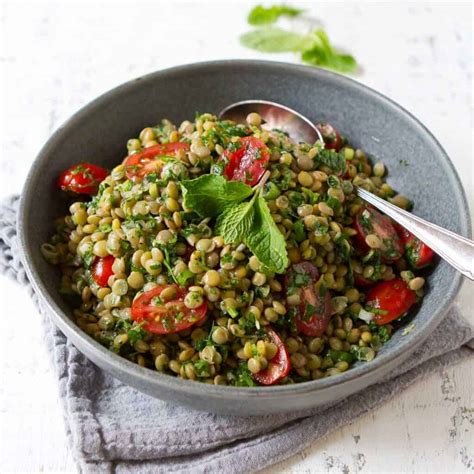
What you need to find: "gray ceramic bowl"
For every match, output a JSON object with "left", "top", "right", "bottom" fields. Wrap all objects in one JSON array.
[{"left": 18, "top": 60, "right": 470, "bottom": 415}]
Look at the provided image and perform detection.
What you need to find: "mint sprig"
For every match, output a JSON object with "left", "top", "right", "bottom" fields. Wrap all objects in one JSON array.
[
  {"left": 180, "top": 174, "right": 288, "bottom": 273},
  {"left": 215, "top": 197, "right": 256, "bottom": 244},
  {"left": 240, "top": 5, "right": 357, "bottom": 74}
]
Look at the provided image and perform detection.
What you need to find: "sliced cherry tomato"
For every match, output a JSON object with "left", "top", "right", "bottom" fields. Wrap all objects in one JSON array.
[
  {"left": 396, "top": 226, "right": 434, "bottom": 269},
  {"left": 131, "top": 285, "right": 207, "bottom": 334},
  {"left": 219, "top": 136, "right": 270, "bottom": 185},
  {"left": 316, "top": 123, "right": 342, "bottom": 151},
  {"left": 124, "top": 142, "right": 189, "bottom": 180},
  {"left": 284, "top": 262, "right": 332, "bottom": 337},
  {"left": 58, "top": 163, "right": 108, "bottom": 194},
  {"left": 354, "top": 207, "right": 403, "bottom": 262},
  {"left": 253, "top": 329, "right": 291, "bottom": 385},
  {"left": 92, "top": 255, "right": 115, "bottom": 287},
  {"left": 366, "top": 279, "right": 416, "bottom": 325}
]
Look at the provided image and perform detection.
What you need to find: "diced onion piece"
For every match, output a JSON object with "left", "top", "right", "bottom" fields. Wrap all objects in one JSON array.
[{"left": 358, "top": 308, "right": 375, "bottom": 323}]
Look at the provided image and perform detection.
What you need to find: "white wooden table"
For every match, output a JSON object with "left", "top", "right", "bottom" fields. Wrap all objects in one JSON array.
[{"left": 0, "top": 2, "right": 472, "bottom": 472}]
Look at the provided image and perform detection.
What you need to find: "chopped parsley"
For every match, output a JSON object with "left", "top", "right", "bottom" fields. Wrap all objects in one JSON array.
[
  {"left": 127, "top": 324, "right": 147, "bottom": 345},
  {"left": 286, "top": 267, "right": 310, "bottom": 295},
  {"left": 238, "top": 311, "right": 258, "bottom": 332},
  {"left": 302, "top": 188, "right": 319, "bottom": 204},
  {"left": 279, "top": 168, "right": 293, "bottom": 190},
  {"left": 293, "top": 220, "right": 306, "bottom": 242},
  {"left": 176, "top": 269, "right": 195, "bottom": 287},
  {"left": 82, "top": 247, "right": 95, "bottom": 268},
  {"left": 98, "top": 223, "right": 112, "bottom": 233},
  {"left": 221, "top": 253, "right": 235, "bottom": 265},
  {"left": 315, "top": 149, "right": 346, "bottom": 175},
  {"left": 233, "top": 363, "right": 257, "bottom": 387},
  {"left": 326, "top": 196, "right": 341, "bottom": 212},
  {"left": 194, "top": 360, "right": 212, "bottom": 378}
]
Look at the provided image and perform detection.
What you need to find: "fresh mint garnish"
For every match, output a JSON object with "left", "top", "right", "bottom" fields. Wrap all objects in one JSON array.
[
  {"left": 240, "top": 5, "right": 357, "bottom": 74},
  {"left": 181, "top": 172, "right": 288, "bottom": 273}
]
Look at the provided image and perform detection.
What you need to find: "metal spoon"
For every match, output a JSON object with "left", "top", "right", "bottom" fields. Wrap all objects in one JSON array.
[{"left": 220, "top": 99, "right": 474, "bottom": 280}]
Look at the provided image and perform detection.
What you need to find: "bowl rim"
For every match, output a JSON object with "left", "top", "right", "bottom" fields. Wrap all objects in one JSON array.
[{"left": 18, "top": 59, "right": 471, "bottom": 399}]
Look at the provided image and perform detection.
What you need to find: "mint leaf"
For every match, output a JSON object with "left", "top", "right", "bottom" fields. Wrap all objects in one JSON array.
[
  {"left": 301, "top": 30, "right": 357, "bottom": 73},
  {"left": 215, "top": 198, "right": 256, "bottom": 244},
  {"left": 181, "top": 175, "right": 253, "bottom": 217},
  {"left": 245, "top": 197, "right": 288, "bottom": 273},
  {"left": 248, "top": 5, "right": 303, "bottom": 25},
  {"left": 240, "top": 27, "right": 312, "bottom": 53}
]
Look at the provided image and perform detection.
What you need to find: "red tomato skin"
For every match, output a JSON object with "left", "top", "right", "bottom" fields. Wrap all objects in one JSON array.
[
  {"left": 58, "top": 163, "right": 108, "bottom": 194},
  {"left": 286, "top": 261, "right": 319, "bottom": 281},
  {"left": 396, "top": 226, "right": 434, "bottom": 269},
  {"left": 366, "top": 279, "right": 416, "bottom": 325},
  {"left": 354, "top": 207, "right": 403, "bottom": 262},
  {"left": 284, "top": 262, "right": 332, "bottom": 337},
  {"left": 92, "top": 255, "right": 115, "bottom": 287},
  {"left": 316, "top": 123, "right": 342, "bottom": 151},
  {"left": 354, "top": 275, "right": 374, "bottom": 287},
  {"left": 131, "top": 285, "right": 207, "bottom": 334},
  {"left": 253, "top": 329, "right": 291, "bottom": 385},
  {"left": 124, "top": 142, "right": 189, "bottom": 180},
  {"left": 220, "top": 136, "right": 270, "bottom": 185},
  {"left": 295, "top": 287, "right": 332, "bottom": 337}
]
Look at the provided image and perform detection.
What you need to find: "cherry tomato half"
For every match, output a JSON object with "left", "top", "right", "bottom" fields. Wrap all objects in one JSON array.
[
  {"left": 354, "top": 207, "right": 403, "bottom": 262},
  {"left": 253, "top": 329, "right": 291, "bottom": 385},
  {"left": 124, "top": 142, "right": 190, "bottom": 180},
  {"left": 92, "top": 255, "right": 115, "bottom": 287},
  {"left": 58, "top": 163, "right": 108, "bottom": 195},
  {"left": 219, "top": 136, "right": 270, "bottom": 186},
  {"left": 366, "top": 279, "right": 416, "bottom": 325},
  {"left": 316, "top": 123, "right": 342, "bottom": 151},
  {"left": 396, "top": 226, "right": 434, "bottom": 269},
  {"left": 131, "top": 285, "right": 207, "bottom": 334},
  {"left": 284, "top": 262, "right": 332, "bottom": 337}
]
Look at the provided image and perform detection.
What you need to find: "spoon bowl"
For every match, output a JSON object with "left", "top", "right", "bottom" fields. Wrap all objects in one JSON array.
[{"left": 219, "top": 99, "right": 323, "bottom": 144}]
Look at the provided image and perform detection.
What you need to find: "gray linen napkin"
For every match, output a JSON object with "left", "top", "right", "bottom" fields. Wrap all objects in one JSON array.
[{"left": 1, "top": 195, "right": 473, "bottom": 474}]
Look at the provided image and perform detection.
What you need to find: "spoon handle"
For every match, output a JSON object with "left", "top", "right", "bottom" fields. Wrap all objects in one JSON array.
[{"left": 355, "top": 186, "right": 474, "bottom": 280}]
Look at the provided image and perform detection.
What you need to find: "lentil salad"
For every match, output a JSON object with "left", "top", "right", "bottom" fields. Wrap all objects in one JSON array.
[{"left": 41, "top": 112, "right": 434, "bottom": 386}]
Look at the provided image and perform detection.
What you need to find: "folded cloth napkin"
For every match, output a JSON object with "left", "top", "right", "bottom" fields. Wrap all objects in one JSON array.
[{"left": 1, "top": 195, "right": 473, "bottom": 474}]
